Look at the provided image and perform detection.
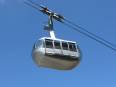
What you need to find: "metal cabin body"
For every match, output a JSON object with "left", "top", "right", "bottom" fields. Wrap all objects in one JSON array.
[{"left": 32, "top": 37, "right": 81, "bottom": 70}]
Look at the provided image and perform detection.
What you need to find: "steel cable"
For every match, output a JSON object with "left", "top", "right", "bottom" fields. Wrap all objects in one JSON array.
[
  {"left": 62, "top": 21, "right": 116, "bottom": 52},
  {"left": 64, "top": 19, "right": 116, "bottom": 48}
]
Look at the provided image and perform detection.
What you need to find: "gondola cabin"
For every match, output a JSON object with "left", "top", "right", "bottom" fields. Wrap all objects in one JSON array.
[
  {"left": 25, "top": 4, "right": 82, "bottom": 70},
  {"left": 32, "top": 37, "right": 81, "bottom": 70},
  {"left": 25, "top": 1, "right": 114, "bottom": 71}
]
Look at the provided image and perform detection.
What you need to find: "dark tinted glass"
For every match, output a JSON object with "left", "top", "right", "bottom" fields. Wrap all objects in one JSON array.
[
  {"left": 54, "top": 41, "right": 61, "bottom": 49},
  {"left": 45, "top": 39, "right": 53, "bottom": 48},
  {"left": 69, "top": 43, "right": 77, "bottom": 52},
  {"left": 62, "top": 42, "right": 68, "bottom": 50}
]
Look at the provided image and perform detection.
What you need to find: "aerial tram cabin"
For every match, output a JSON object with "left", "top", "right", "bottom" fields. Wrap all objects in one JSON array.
[
  {"left": 30, "top": 4, "right": 81, "bottom": 70},
  {"left": 33, "top": 37, "right": 81, "bottom": 70}
]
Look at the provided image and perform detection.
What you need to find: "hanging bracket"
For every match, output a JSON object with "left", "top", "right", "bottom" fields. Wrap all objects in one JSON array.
[
  {"left": 24, "top": 0, "right": 64, "bottom": 22},
  {"left": 24, "top": 0, "right": 65, "bottom": 39},
  {"left": 44, "top": 14, "right": 56, "bottom": 39}
]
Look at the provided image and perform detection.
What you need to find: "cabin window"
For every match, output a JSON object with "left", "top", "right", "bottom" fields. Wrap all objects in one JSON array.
[
  {"left": 45, "top": 39, "right": 53, "bottom": 48},
  {"left": 54, "top": 41, "right": 61, "bottom": 49},
  {"left": 62, "top": 42, "right": 68, "bottom": 50},
  {"left": 69, "top": 43, "right": 77, "bottom": 52},
  {"left": 35, "top": 40, "right": 42, "bottom": 48}
]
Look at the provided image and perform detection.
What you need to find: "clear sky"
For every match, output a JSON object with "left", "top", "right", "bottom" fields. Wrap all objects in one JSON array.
[{"left": 0, "top": 0, "right": 116, "bottom": 87}]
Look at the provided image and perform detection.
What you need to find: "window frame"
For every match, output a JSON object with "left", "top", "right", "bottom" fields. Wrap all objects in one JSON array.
[
  {"left": 45, "top": 39, "right": 53, "bottom": 48},
  {"left": 54, "top": 40, "right": 61, "bottom": 49},
  {"left": 68, "top": 42, "right": 77, "bottom": 52},
  {"left": 61, "top": 41, "right": 69, "bottom": 50},
  {"left": 35, "top": 40, "right": 43, "bottom": 48}
]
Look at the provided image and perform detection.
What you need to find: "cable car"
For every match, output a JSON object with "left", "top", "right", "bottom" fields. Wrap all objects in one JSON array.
[
  {"left": 32, "top": 37, "right": 81, "bottom": 70},
  {"left": 25, "top": 3, "right": 82, "bottom": 70},
  {"left": 32, "top": 14, "right": 81, "bottom": 70}
]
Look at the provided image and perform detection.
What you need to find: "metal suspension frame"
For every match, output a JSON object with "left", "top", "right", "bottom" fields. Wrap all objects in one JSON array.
[{"left": 44, "top": 14, "right": 56, "bottom": 39}]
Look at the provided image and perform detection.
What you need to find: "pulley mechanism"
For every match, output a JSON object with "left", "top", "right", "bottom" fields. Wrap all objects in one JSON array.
[
  {"left": 39, "top": 5, "right": 64, "bottom": 22},
  {"left": 39, "top": 5, "right": 65, "bottom": 39},
  {"left": 24, "top": 0, "right": 64, "bottom": 22}
]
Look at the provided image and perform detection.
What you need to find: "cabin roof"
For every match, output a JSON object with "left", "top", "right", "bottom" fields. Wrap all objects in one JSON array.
[{"left": 39, "top": 37, "right": 77, "bottom": 43}]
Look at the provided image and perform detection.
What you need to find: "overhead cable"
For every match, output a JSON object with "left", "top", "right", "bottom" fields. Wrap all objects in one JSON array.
[
  {"left": 64, "top": 19, "right": 116, "bottom": 48},
  {"left": 62, "top": 21, "right": 116, "bottom": 52}
]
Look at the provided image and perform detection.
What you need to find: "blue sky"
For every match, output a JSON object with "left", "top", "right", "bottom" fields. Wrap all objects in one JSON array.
[{"left": 0, "top": 0, "right": 116, "bottom": 87}]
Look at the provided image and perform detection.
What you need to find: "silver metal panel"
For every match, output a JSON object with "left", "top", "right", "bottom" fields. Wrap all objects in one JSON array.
[
  {"left": 68, "top": 51, "right": 79, "bottom": 57},
  {"left": 45, "top": 48, "right": 55, "bottom": 54},
  {"left": 62, "top": 50, "right": 70, "bottom": 56},
  {"left": 53, "top": 49, "right": 62, "bottom": 55},
  {"left": 32, "top": 47, "right": 80, "bottom": 70},
  {"left": 32, "top": 37, "right": 81, "bottom": 70}
]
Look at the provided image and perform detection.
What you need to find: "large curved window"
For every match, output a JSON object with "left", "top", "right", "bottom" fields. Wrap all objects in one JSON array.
[
  {"left": 35, "top": 40, "right": 42, "bottom": 48},
  {"left": 45, "top": 39, "right": 53, "bottom": 48},
  {"left": 69, "top": 43, "right": 77, "bottom": 52},
  {"left": 54, "top": 41, "right": 61, "bottom": 49},
  {"left": 62, "top": 42, "right": 68, "bottom": 50}
]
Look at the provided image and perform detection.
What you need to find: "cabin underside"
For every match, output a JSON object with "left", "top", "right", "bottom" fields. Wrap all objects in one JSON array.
[{"left": 33, "top": 51, "right": 80, "bottom": 70}]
